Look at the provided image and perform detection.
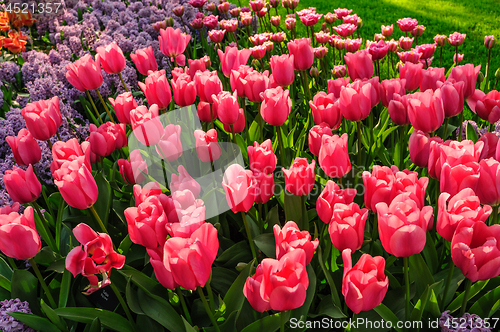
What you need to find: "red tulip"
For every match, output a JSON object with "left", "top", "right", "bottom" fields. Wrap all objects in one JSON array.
[
  {"left": 317, "top": 180, "right": 357, "bottom": 223},
  {"left": 156, "top": 124, "right": 183, "bottom": 162},
  {"left": 109, "top": 92, "right": 138, "bottom": 124},
  {"left": 197, "top": 102, "right": 217, "bottom": 123},
  {"left": 377, "top": 193, "right": 433, "bottom": 257},
  {"left": 4, "top": 165, "right": 41, "bottom": 204},
  {"left": 247, "top": 140, "right": 277, "bottom": 174},
  {"left": 218, "top": 46, "right": 252, "bottom": 77},
  {"left": 162, "top": 223, "right": 218, "bottom": 290},
  {"left": 88, "top": 122, "right": 127, "bottom": 158},
  {"left": 436, "top": 80, "right": 465, "bottom": 118},
  {"left": 344, "top": 50, "right": 373, "bottom": 81},
  {"left": 194, "top": 129, "right": 222, "bottom": 163},
  {"left": 22, "top": 96, "right": 62, "bottom": 141},
  {"left": 420, "top": 67, "right": 445, "bottom": 92},
  {"left": 327, "top": 77, "right": 350, "bottom": 99},
  {"left": 53, "top": 159, "right": 98, "bottom": 210},
  {"left": 329, "top": 202, "right": 368, "bottom": 252},
  {"left": 310, "top": 91, "right": 342, "bottom": 129},
  {"left": 338, "top": 81, "right": 372, "bottom": 122},
  {"left": 65, "top": 54, "right": 103, "bottom": 91},
  {"left": 194, "top": 70, "right": 223, "bottom": 103},
  {"left": 287, "top": 38, "right": 315, "bottom": 71},
  {"left": 448, "top": 64, "right": 481, "bottom": 99},
  {"left": 252, "top": 171, "right": 275, "bottom": 204},
  {"left": 65, "top": 223, "right": 125, "bottom": 286},
  {"left": 244, "top": 249, "right": 309, "bottom": 312},
  {"left": 283, "top": 157, "right": 316, "bottom": 196},
  {"left": 138, "top": 70, "right": 172, "bottom": 109},
  {"left": 222, "top": 164, "right": 257, "bottom": 213},
  {"left": 130, "top": 105, "right": 163, "bottom": 146},
  {"left": 6, "top": 129, "right": 41, "bottom": 166},
  {"left": 399, "top": 62, "right": 423, "bottom": 92},
  {"left": 96, "top": 41, "right": 126, "bottom": 74},
  {"left": 130, "top": 46, "right": 158, "bottom": 76},
  {"left": 171, "top": 73, "right": 197, "bottom": 107},
  {"left": 407, "top": 89, "right": 445, "bottom": 133},
  {"left": 270, "top": 54, "right": 295, "bottom": 87},
  {"left": 223, "top": 107, "right": 246, "bottom": 134},
  {"left": 0, "top": 207, "right": 41, "bottom": 260},
  {"left": 477, "top": 158, "right": 500, "bottom": 206},
  {"left": 212, "top": 90, "right": 240, "bottom": 125},
  {"left": 451, "top": 219, "right": 500, "bottom": 282},
  {"left": 260, "top": 86, "right": 292, "bottom": 126},
  {"left": 230, "top": 65, "right": 254, "bottom": 98},
  {"left": 117, "top": 159, "right": 136, "bottom": 185},
  {"left": 242, "top": 70, "right": 270, "bottom": 103},
  {"left": 308, "top": 123, "right": 333, "bottom": 157},
  {"left": 342, "top": 249, "right": 388, "bottom": 314},
  {"left": 437, "top": 189, "right": 492, "bottom": 242},
  {"left": 159, "top": 27, "right": 191, "bottom": 59},
  {"left": 408, "top": 130, "right": 443, "bottom": 167},
  {"left": 274, "top": 221, "right": 319, "bottom": 264},
  {"left": 319, "top": 133, "right": 351, "bottom": 178}
]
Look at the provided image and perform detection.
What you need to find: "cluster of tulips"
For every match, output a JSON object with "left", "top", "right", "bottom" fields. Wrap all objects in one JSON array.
[
  {"left": 0, "top": 9, "right": 33, "bottom": 54},
  {"left": 2, "top": 0, "right": 500, "bottom": 331}
]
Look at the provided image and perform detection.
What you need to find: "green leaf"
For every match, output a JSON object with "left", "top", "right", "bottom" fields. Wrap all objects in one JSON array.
[
  {"left": 469, "top": 284, "right": 500, "bottom": 317},
  {"left": 54, "top": 307, "right": 135, "bottom": 332},
  {"left": 126, "top": 278, "right": 144, "bottom": 315},
  {"left": 93, "top": 171, "right": 113, "bottom": 226},
  {"left": 219, "top": 259, "right": 255, "bottom": 320},
  {"left": 410, "top": 281, "right": 443, "bottom": 322},
  {"left": 58, "top": 269, "right": 71, "bottom": 308},
  {"left": 447, "top": 279, "right": 489, "bottom": 313},
  {"left": 265, "top": 204, "right": 280, "bottom": 230},
  {"left": 422, "top": 233, "right": 439, "bottom": 275},
  {"left": 290, "top": 265, "right": 316, "bottom": 331},
  {"left": 118, "top": 265, "right": 159, "bottom": 292},
  {"left": 283, "top": 192, "right": 304, "bottom": 228},
  {"left": 137, "top": 288, "right": 185, "bottom": 332},
  {"left": 248, "top": 117, "right": 261, "bottom": 142},
  {"left": 86, "top": 317, "right": 102, "bottom": 332},
  {"left": 8, "top": 313, "right": 61, "bottom": 332},
  {"left": 41, "top": 300, "right": 69, "bottom": 332},
  {"left": 215, "top": 241, "right": 253, "bottom": 267},
  {"left": 253, "top": 233, "right": 276, "bottom": 259},
  {"left": 0, "top": 257, "right": 13, "bottom": 280},
  {"left": 240, "top": 313, "right": 282, "bottom": 332},
  {"left": 373, "top": 303, "right": 404, "bottom": 332},
  {"left": 0, "top": 274, "right": 11, "bottom": 292},
  {"left": 11, "top": 269, "right": 41, "bottom": 315},
  {"left": 466, "top": 122, "right": 478, "bottom": 142},
  {"left": 409, "top": 254, "right": 435, "bottom": 302}
]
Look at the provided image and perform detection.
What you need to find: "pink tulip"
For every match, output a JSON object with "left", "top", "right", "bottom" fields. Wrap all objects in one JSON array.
[
  {"left": 209, "top": 29, "right": 226, "bottom": 43},
  {"left": 342, "top": 249, "right": 388, "bottom": 314},
  {"left": 440, "top": 161, "right": 480, "bottom": 198},
  {"left": 222, "top": 164, "right": 257, "bottom": 213},
  {"left": 377, "top": 192, "right": 433, "bottom": 257},
  {"left": 453, "top": 53, "right": 464, "bottom": 64},
  {"left": 428, "top": 139, "right": 483, "bottom": 180},
  {"left": 397, "top": 50, "right": 422, "bottom": 64},
  {"left": 156, "top": 124, "right": 183, "bottom": 162},
  {"left": 171, "top": 73, "right": 197, "bottom": 107},
  {"left": 218, "top": 46, "right": 252, "bottom": 77},
  {"left": 368, "top": 40, "right": 389, "bottom": 60},
  {"left": 260, "top": 86, "right": 292, "bottom": 126},
  {"left": 388, "top": 94, "right": 411, "bottom": 125},
  {"left": 316, "top": 180, "right": 356, "bottom": 223},
  {"left": 344, "top": 38, "right": 362, "bottom": 53},
  {"left": 309, "top": 91, "right": 342, "bottom": 129},
  {"left": 3, "top": 165, "right": 41, "bottom": 205},
  {"left": 274, "top": 221, "right": 319, "bottom": 264},
  {"left": 66, "top": 223, "right": 125, "bottom": 286},
  {"left": 53, "top": 159, "right": 98, "bottom": 210},
  {"left": 397, "top": 17, "right": 418, "bottom": 32},
  {"left": 438, "top": 189, "right": 492, "bottom": 242},
  {"left": 344, "top": 50, "right": 373, "bottom": 81},
  {"left": 22, "top": 96, "right": 62, "bottom": 141},
  {"left": 189, "top": 0, "right": 207, "bottom": 8},
  {"left": 362, "top": 165, "right": 397, "bottom": 212},
  {"left": 399, "top": 62, "right": 423, "bottom": 92},
  {"left": 0, "top": 207, "right": 41, "bottom": 260},
  {"left": 448, "top": 32, "right": 466, "bottom": 47},
  {"left": 138, "top": 70, "right": 172, "bottom": 109},
  {"left": 109, "top": 92, "right": 138, "bottom": 124},
  {"left": 65, "top": 54, "right": 103, "bottom": 91},
  {"left": 475, "top": 90, "right": 500, "bottom": 124},
  {"left": 478, "top": 132, "right": 499, "bottom": 160},
  {"left": 247, "top": 140, "right": 277, "bottom": 174},
  {"left": 252, "top": 171, "right": 275, "bottom": 204},
  {"left": 436, "top": 80, "right": 465, "bottom": 118},
  {"left": 197, "top": 102, "right": 217, "bottom": 123},
  {"left": 50, "top": 138, "right": 91, "bottom": 174},
  {"left": 88, "top": 122, "right": 127, "bottom": 158},
  {"left": 269, "top": 54, "right": 295, "bottom": 87},
  {"left": 170, "top": 165, "right": 201, "bottom": 198},
  {"left": 407, "top": 89, "right": 445, "bottom": 133},
  {"left": 351, "top": 77, "right": 381, "bottom": 108},
  {"left": 308, "top": 123, "right": 333, "bottom": 157},
  {"left": 283, "top": 157, "right": 316, "bottom": 196},
  {"left": 484, "top": 35, "right": 497, "bottom": 49},
  {"left": 128, "top": 149, "right": 148, "bottom": 185},
  {"left": 223, "top": 107, "right": 245, "bottom": 134},
  {"left": 393, "top": 167, "right": 429, "bottom": 210},
  {"left": 420, "top": 67, "right": 445, "bottom": 92},
  {"left": 230, "top": 65, "right": 254, "bottom": 98},
  {"left": 448, "top": 64, "right": 481, "bottom": 99},
  {"left": 159, "top": 27, "right": 191, "bottom": 60},
  {"left": 194, "top": 129, "right": 222, "bottom": 162},
  {"left": 380, "top": 78, "right": 406, "bottom": 107},
  {"left": 333, "top": 23, "right": 357, "bottom": 37},
  {"left": 194, "top": 70, "right": 223, "bottom": 103},
  {"left": 319, "top": 133, "right": 351, "bottom": 178},
  {"left": 212, "top": 90, "right": 240, "bottom": 125},
  {"left": 6, "top": 129, "right": 41, "bottom": 167},
  {"left": 476, "top": 158, "right": 500, "bottom": 206},
  {"left": 130, "top": 105, "right": 164, "bottom": 146},
  {"left": 339, "top": 81, "right": 372, "bottom": 122},
  {"left": 415, "top": 43, "right": 436, "bottom": 60},
  {"left": 242, "top": 71, "right": 270, "bottom": 103},
  {"left": 165, "top": 190, "right": 206, "bottom": 238},
  {"left": 96, "top": 42, "right": 126, "bottom": 74},
  {"left": 329, "top": 203, "right": 368, "bottom": 252},
  {"left": 334, "top": 8, "right": 352, "bottom": 19},
  {"left": 117, "top": 159, "right": 136, "bottom": 185},
  {"left": 381, "top": 24, "right": 393, "bottom": 37},
  {"left": 334, "top": 64, "right": 347, "bottom": 78},
  {"left": 287, "top": 38, "right": 314, "bottom": 71},
  {"left": 130, "top": 46, "right": 158, "bottom": 76},
  {"left": 409, "top": 130, "right": 443, "bottom": 167},
  {"left": 327, "top": 77, "right": 350, "bottom": 99}
]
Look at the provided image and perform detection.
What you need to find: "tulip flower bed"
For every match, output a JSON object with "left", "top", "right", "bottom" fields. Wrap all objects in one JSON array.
[{"left": 2, "top": 0, "right": 500, "bottom": 332}]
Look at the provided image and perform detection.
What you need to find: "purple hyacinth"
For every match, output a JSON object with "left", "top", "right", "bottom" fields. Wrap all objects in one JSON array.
[
  {"left": 439, "top": 310, "right": 492, "bottom": 332},
  {"left": 0, "top": 298, "right": 35, "bottom": 332}
]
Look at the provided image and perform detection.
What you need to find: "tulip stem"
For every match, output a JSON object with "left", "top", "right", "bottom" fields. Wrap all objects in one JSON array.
[
  {"left": 118, "top": 72, "right": 130, "bottom": 92},
  {"left": 29, "top": 258, "right": 57, "bottom": 308},
  {"left": 85, "top": 90, "right": 104, "bottom": 124},
  {"left": 7, "top": 257, "right": 17, "bottom": 270},
  {"left": 31, "top": 202, "right": 57, "bottom": 251},
  {"left": 197, "top": 286, "right": 221, "bottom": 332},
  {"left": 441, "top": 259, "right": 455, "bottom": 308},
  {"left": 206, "top": 275, "right": 216, "bottom": 313},
  {"left": 277, "top": 126, "right": 286, "bottom": 167},
  {"left": 46, "top": 140, "right": 53, "bottom": 150},
  {"left": 258, "top": 203, "right": 263, "bottom": 233},
  {"left": 241, "top": 212, "right": 257, "bottom": 260},
  {"left": 89, "top": 205, "right": 108, "bottom": 234},
  {"left": 301, "top": 195, "right": 309, "bottom": 231},
  {"left": 399, "top": 126, "right": 405, "bottom": 170},
  {"left": 490, "top": 205, "right": 498, "bottom": 225},
  {"left": 458, "top": 111, "right": 464, "bottom": 141},
  {"left": 280, "top": 310, "right": 287, "bottom": 332},
  {"left": 177, "top": 288, "right": 192, "bottom": 325},
  {"left": 95, "top": 89, "right": 116, "bottom": 124},
  {"left": 403, "top": 256, "right": 410, "bottom": 321},
  {"left": 460, "top": 279, "right": 472, "bottom": 316},
  {"left": 109, "top": 281, "right": 134, "bottom": 323},
  {"left": 443, "top": 118, "right": 449, "bottom": 139},
  {"left": 302, "top": 71, "right": 312, "bottom": 102},
  {"left": 356, "top": 121, "right": 362, "bottom": 166}
]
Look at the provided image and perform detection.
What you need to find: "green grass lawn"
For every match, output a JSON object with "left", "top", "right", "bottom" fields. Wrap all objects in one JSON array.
[{"left": 236, "top": 0, "right": 500, "bottom": 78}]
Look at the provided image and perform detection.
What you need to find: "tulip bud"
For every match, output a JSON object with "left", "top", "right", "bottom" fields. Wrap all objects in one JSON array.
[
  {"left": 484, "top": 35, "right": 497, "bottom": 49},
  {"left": 166, "top": 17, "right": 175, "bottom": 27},
  {"left": 236, "top": 262, "right": 247, "bottom": 271},
  {"left": 496, "top": 68, "right": 500, "bottom": 80},
  {"left": 206, "top": 2, "right": 216, "bottom": 11},
  {"left": 173, "top": 6, "right": 184, "bottom": 17},
  {"left": 310, "top": 67, "right": 319, "bottom": 78}
]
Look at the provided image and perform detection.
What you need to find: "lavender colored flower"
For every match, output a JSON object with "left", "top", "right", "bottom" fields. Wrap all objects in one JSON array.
[
  {"left": 439, "top": 311, "right": 492, "bottom": 332},
  {"left": 0, "top": 298, "right": 35, "bottom": 332},
  {"left": 0, "top": 90, "right": 3, "bottom": 108},
  {"left": 0, "top": 62, "right": 20, "bottom": 84}
]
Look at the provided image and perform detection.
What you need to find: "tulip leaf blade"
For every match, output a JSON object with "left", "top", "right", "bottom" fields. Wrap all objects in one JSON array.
[
  {"left": 54, "top": 307, "right": 135, "bottom": 332},
  {"left": 136, "top": 287, "right": 185, "bottom": 332},
  {"left": 373, "top": 303, "right": 404, "bottom": 332},
  {"left": 93, "top": 171, "right": 113, "bottom": 227},
  {"left": 8, "top": 312, "right": 61, "bottom": 332},
  {"left": 253, "top": 233, "right": 276, "bottom": 259},
  {"left": 409, "top": 253, "right": 435, "bottom": 302},
  {"left": 468, "top": 284, "right": 500, "bottom": 317},
  {"left": 466, "top": 122, "right": 478, "bottom": 142},
  {"left": 11, "top": 269, "right": 41, "bottom": 316},
  {"left": 118, "top": 265, "right": 159, "bottom": 293},
  {"left": 240, "top": 312, "right": 283, "bottom": 332},
  {"left": 86, "top": 317, "right": 101, "bottom": 332},
  {"left": 218, "top": 259, "right": 254, "bottom": 320},
  {"left": 58, "top": 269, "right": 71, "bottom": 308},
  {"left": 446, "top": 279, "right": 489, "bottom": 314},
  {"left": 125, "top": 277, "right": 144, "bottom": 315},
  {"left": 41, "top": 299, "right": 69, "bottom": 332}
]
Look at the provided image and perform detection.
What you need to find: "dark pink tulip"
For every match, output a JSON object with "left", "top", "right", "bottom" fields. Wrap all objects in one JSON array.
[
  {"left": 117, "top": 159, "right": 136, "bottom": 185},
  {"left": 194, "top": 70, "right": 223, "bottom": 103},
  {"left": 50, "top": 138, "right": 91, "bottom": 174},
  {"left": 415, "top": 43, "right": 436, "bottom": 60},
  {"left": 65, "top": 54, "right": 103, "bottom": 91},
  {"left": 171, "top": 73, "right": 197, "bottom": 107},
  {"left": 329, "top": 203, "right": 368, "bottom": 252},
  {"left": 213, "top": 90, "right": 240, "bottom": 125},
  {"left": 0, "top": 207, "right": 41, "bottom": 260},
  {"left": 397, "top": 17, "right": 418, "bottom": 32},
  {"left": 319, "top": 133, "right": 351, "bottom": 178},
  {"left": 283, "top": 158, "right": 316, "bottom": 196},
  {"left": 223, "top": 108, "right": 246, "bottom": 133},
  {"left": 96, "top": 41, "right": 126, "bottom": 74},
  {"left": 397, "top": 50, "right": 422, "bottom": 64},
  {"left": 129, "top": 149, "right": 148, "bottom": 184},
  {"left": 438, "top": 189, "right": 492, "bottom": 242},
  {"left": 334, "top": 8, "right": 352, "bottom": 19},
  {"left": 274, "top": 221, "right": 319, "bottom": 264},
  {"left": 270, "top": 54, "right": 296, "bottom": 85},
  {"left": 388, "top": 94, "right": 411, "bottom": 125},
  {"left": 333, "top": 23, "right": 357, "bottom": 37},
  {"left": 327, "top": 77, "right": 350, "bottom": 99},
  {"left": 247, "top": 139, "right": 277, "bottom": 174},
  {"left": 475, "top": 90, "right": 500, "bottom": 124},
  {"left": 22, "top": 96, "right": 62, "bottom": 141},
  {"left": 448, "top": 64, "right": 481, "bottom": 99},
  {"left": 130, "top": 46, "right": 158, "bottom": 76},
  {"left": 230, "top": 65, "right": 254, "bottom": 98},
  {"left": 218, "top": 46, "right": 252, "bottom": 77},
  {"left": 4, "top": 165, "right": 41, "bottom": 204},
  {"left": 399, "top": 37, "right": 414, "bottom": 51},
  {"left": 138, "top": 70, "right": 172, "bottom": 109},
  {"left": 242, "top": 70, "right": 270, "bottom": 103},
  {"left": 429, "top": 139, "right": 484, "bottom": 180},
  {"left": 407, "top": 89, "right": 445, "bottom": 133},
  {"left": 436, "top": 80, "right": 465, "bottom": 118},
  {"left": 392, "top": 167, "right": 429, "bottom": 210},
  {"left": 53, "top": 160, "right": 98, "bottom": 210},
  {"left": 316, "top": 180, "right": 356, "bottom": 223},
  {"left": 194, "top": 129, "right": 222, "bottom": 162},
  {"left": 409, "top": 130, "right": 443, "bottom": 167},
  {"left": 451, "top": 219, "right": 500, "bottom": 282},
  {"left": 6, "top": 129, "right": 41, "bottom": 167},
  {"left": 368, "top": 40, "right": 389, "bottom": 61},
  {"left": 222, "top": 164, "right": 257, "bottom": 213},
  {"left": 344, "top": 50, "right": 374, "bottom": 81},
  {"left": 309, "top": 123, "right": 333, "bottom": 157},
  {"left": 380, "top": 78, "right": 406, "bottom": 107},
  {"left": 420, "top": 67, "right": 445, "bottom": 92},
  {"left": 252, "top": 171, "right": 274, "bottom": 204},
  {"left": 339, "top": 81, "right": 372, "bottom": 122},
  {"left": 130, "top": 105, "right": 164, "bottom": 146},
  {"left": 109, "top": 92, "right": 138, "bottom": 124},
  {"left": 159, "top": 27, "right": 191, "bottom": 59},
  {"left": 478, "top": 132, "right": 499, "bottom": 160},
  {"left": 440, "top": 161, "right": 480, "bottom": 198},
  {"left": 310, "top": 91, "right": 342, "bottom": 129},
  {"left": 260, "top": 86, "right": 292, "bottom": 126},
  {"left": 477, "top": 158, "right": 500, "bottom": 206},
  {"left": 362, "top": 165, "right": 397, "bottom": 212},
  {"left": 287, "top": 38, "right": 315, "bottom": 71},
  {"left": 187, "top": 56, "right": 209, "bottom": 80},
  {"left": 381, "top": 24, "right": 393, "bottom": 37},
  {"left": 88, "top": 122, "right": 127, "bottom": 158},
  {"left": 399, "top": 62, "right": 423, "bottom": 91},
  {"left": 345, "top": 39, "right": 363, "bottom": 53},
  {"left": 448, "top": 32, "right": 466, "bottom": 47}
]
